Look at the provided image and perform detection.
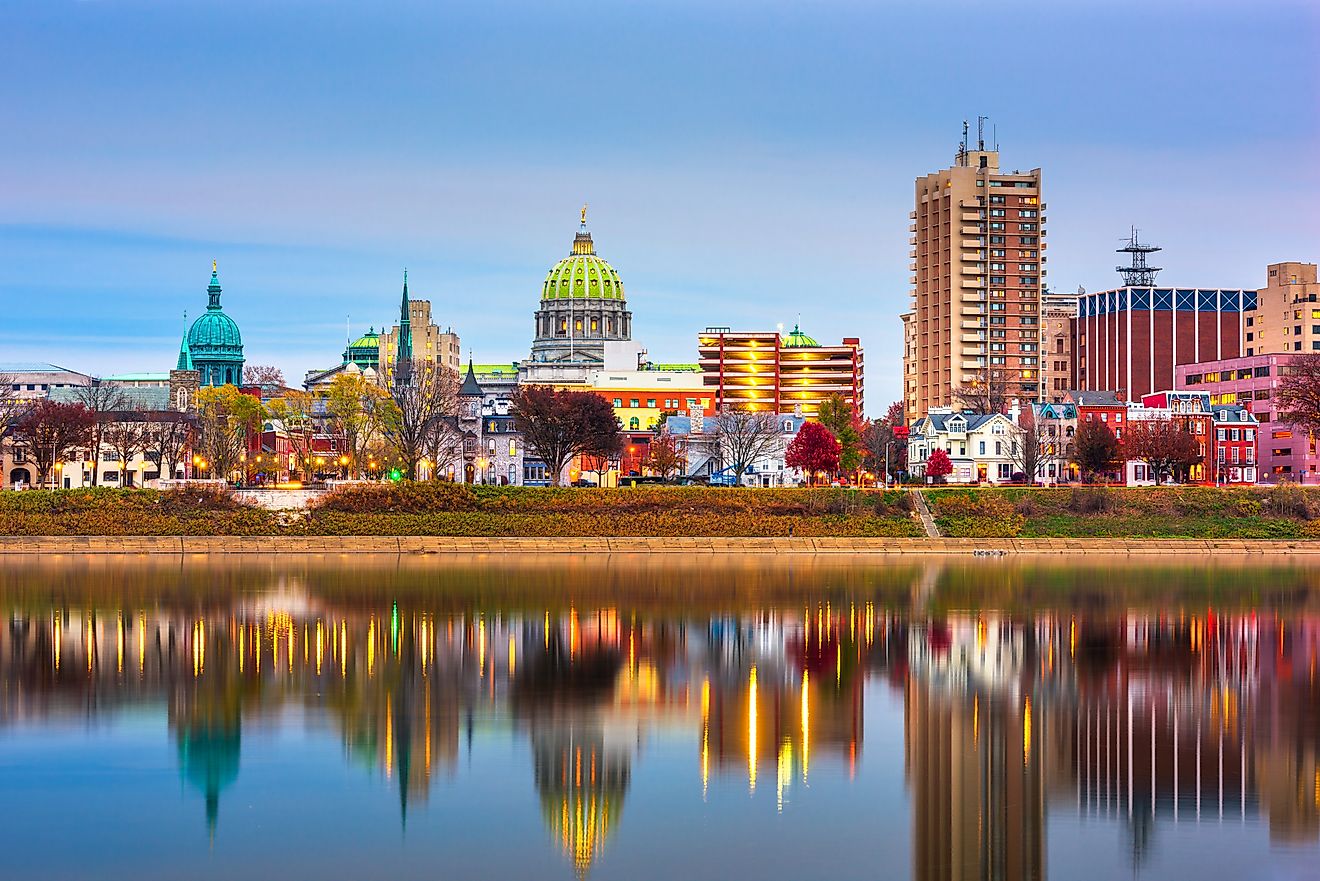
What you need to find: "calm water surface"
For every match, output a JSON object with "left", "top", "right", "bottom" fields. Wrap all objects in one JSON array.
[{"left": 1, "top": 554, "right": 1318, "bottom": 881}]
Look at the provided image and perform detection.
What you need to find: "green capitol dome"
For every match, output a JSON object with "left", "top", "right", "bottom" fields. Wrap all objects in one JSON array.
[
  {"left": 540, "top": 206, "right": 625, "bottom": 302},
  {"left": 186, "top": 262, "right": 245, "bottom": 386}
]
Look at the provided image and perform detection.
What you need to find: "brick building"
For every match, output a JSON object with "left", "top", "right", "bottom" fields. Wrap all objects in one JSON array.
[
  {"left": 903, "top": 143, "right": 1044, "bottom": 422},
  {"left": 1177, "top": 353, "right": 1313, "bottom": 483},
  {"left": 1073, "top": 286, "right": 1256, "bottom": 403}
]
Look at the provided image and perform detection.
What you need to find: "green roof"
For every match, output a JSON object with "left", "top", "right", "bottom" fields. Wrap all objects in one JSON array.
[
  {"left": 474, "top": 363, "right": 519, "bottom": 377},
  {"left": 782, "top": 324, "right": 820, "bottom": 348},
  {"left": 540, "top": 228, "right": 625, "bottom": 301},
  {"left": 106, "top": 372, "right": 171, "bottom": 382}
]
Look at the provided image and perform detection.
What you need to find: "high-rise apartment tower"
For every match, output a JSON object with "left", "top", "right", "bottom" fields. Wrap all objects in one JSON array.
[{"left": 904, "top": 133, "right": 1045, "bottom": 422}]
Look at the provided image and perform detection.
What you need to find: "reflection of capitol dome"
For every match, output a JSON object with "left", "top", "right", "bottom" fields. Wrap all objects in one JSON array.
[{"left": 533, "top": 726, "right": 630, "bottom": 878}]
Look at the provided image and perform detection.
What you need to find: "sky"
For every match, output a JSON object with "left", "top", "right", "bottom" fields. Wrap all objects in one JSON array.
[{"left": 2, "top": 0, "right": 1317, "bottom": 413}]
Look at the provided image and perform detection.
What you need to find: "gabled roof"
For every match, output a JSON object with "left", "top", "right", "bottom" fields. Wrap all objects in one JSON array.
[{"left": 916, "top": 411, "right": 1006, "bottom": 434}]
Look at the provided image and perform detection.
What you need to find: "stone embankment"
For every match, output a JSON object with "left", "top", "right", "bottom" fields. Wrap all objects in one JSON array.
[{"left": 2, "top": 536, "right": 1319, "bottom": 555}]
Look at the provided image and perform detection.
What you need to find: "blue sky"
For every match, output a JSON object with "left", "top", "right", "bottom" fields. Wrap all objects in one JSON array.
[{"left": 2, "top": 0, "right": 1316, "bottom": 411}]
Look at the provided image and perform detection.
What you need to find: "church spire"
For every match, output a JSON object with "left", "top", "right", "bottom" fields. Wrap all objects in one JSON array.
[{"left": 395, "top": 269, "right": 413, "bottom": 386}]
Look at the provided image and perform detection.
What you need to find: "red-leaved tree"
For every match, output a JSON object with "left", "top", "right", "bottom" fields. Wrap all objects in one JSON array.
[
  {"left": 11, "top": 401, "right": 96, "bottom": 488},
  {"left": 511, "top": 386, "right": 621, "bottom": 487},
  {"left": 785, "top": 422, "right": 841, "bottom": 485},
  {"left": 925, "top": 448, "right": 953, "bottom": 484}
]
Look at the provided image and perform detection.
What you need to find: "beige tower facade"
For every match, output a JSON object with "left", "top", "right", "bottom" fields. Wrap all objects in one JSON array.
[
  {"left": 904, "top": 148, "right": 1045, "bottom": 422},
  {"left": 378, "top": 299, "right": 461, "bottom": 386},
  {"left": 1248, "top": 261, "right": 1320, "bottom": 357},
  {"left": 1040, "top": 289, "right": 1077, "bottom": 402}
]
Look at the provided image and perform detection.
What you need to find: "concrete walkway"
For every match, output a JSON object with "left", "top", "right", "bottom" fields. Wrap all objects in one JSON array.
[{"left": 913, "top": 491, "right": 942, "bottom": 538}]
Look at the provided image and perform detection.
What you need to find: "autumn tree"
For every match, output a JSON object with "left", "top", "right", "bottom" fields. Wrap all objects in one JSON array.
[
  {"left": 382, "top": 361, "right": 460, "bottom": 480},
  {"left": 646, "top": 430, "right": 685, "bottom": 479},
  {"left": 243, "top": 365, "right": 287, "bottom": 387},
  {"left": 196, "top": 385, "right": 265, "bottom": 481},
  {"left": 816, "top": 393, "right": 863, "bottom": 477},
  {"left": 1006, "top": 410, "right": 1044, "bottom": 484},
  {"left": 924, "top": 448, "right": 953, "bottom": 484},
  {"left": 0, "top": 373, "right": 32, "bottom": 473},
  {"left": 71, "top": 381, "right": 130, "bottom": 486},
  {"left": 711, "top": 408, "right": 782, "bottom": 484},
  {"left": 862, "top": 401, "right": 908, "bottom": 483},
  {"left": 510, "top": 386, "right": 620, "bottom": 487},
  {"left": 102, "top": 414, "right": 151, "bottom": 487},
  {"left": 785, "top": 421, "right": 841, "bottom": 484},
  {"left": 11, "top": 401, "right": 95, "bottom": 488},
  {"left": 1123, "top": 418, "right": 1202, "bottom": 485},
  {"left": 266, "top": 390, "right": 319, "bottom": 479},
  {"left": 144, "top": 414, "right": 193, "bottom": 483},
  {"left": 953, "top": 366, "right": 1010, "bottom": 415},
  {"left": 1071, "top": 420, "right": 1121, "bottom": 481},
  {"left": 1275, "top": 353, "right": 1320, "bottom": 436},
  {"left": 325, "top": 373, "right": 391, "bottom": 478}
]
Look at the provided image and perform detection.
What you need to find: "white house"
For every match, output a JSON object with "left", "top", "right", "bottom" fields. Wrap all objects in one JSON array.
[
  {"left": 908, "top": 408, "right": 1022, "bottom": 484},
  {"left": 664, "top": 414, "right": 806, "bottom": 486}
]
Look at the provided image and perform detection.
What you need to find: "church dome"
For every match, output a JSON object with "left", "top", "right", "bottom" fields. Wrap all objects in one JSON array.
[
  {"left": 782, "top": 323, "right": 819, "bottom": 348},
  {"left": 188, "top": 310, "right": 243, "bottom": 351},
  {"left": 541, "top": 214, "right": 625, "bottom": 301},
  {"left": 187, "top": 266, "right": 243, "bottom": 354}
]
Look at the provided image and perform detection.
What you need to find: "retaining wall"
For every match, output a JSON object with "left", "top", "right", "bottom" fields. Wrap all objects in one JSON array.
[{"left": 1, "top": 536, "right": 1318, "bottom": 555}]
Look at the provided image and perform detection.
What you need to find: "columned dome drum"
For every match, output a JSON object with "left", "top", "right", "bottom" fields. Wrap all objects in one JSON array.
[
  {"left": 529, "top": 209, "right": 632, "bottom": 367},
  {"left": 187, "top": 263, "right": 245, "bottom": 387}
]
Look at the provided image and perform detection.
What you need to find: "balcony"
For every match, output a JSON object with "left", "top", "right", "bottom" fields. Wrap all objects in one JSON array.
[
  {"left": 960, "top": 279, "right": 986, "bottom": 289},
  {"left": 961, "top": 265, "right": 985, "bottom": 275},
  {"left": 960, "top": 240, "right": 984, "bottom": 250},
  {"left": 961, "top": 211, "right": 983, "bottom": 221},
  {"left": 960, "top": 226, "right": 984, "bottom": 236}
]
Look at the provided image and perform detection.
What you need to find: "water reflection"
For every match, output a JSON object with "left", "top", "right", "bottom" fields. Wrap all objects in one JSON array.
[{"left": 1, "top": 555, "right": 1318, "bottom": 880}]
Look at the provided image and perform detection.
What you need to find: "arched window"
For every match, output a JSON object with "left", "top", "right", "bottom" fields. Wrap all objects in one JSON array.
[{"left": 629, "top": 418, "right": 639, "bottom": 430}]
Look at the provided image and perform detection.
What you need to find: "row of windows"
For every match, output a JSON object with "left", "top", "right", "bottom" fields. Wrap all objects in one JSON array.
[
  {"left": 611, "top": 396, "right": 707, "bottom": 409},
  {"left": 1185, "top": 366, "right": 1271, "bottom": 384}
]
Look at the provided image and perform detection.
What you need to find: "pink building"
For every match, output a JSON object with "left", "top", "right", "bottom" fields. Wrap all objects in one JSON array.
[{"left": 1176, "top": 353, "right": 1314, "bottom": 483}]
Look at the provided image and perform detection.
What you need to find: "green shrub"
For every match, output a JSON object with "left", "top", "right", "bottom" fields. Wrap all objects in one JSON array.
[{"left": 1263, "top": 483, "right": 1314, "bottom": 519}]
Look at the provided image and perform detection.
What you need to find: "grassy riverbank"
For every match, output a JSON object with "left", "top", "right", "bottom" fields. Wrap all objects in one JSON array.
[
  {"left": 0, "top": 485, "right": 922, "bottom": 537},
  {"left": 925, "top": 485, "right": 1320, "bottom": 539},
  {"left": 5, "top": 484, "right": 1320, "bottom": 540}
]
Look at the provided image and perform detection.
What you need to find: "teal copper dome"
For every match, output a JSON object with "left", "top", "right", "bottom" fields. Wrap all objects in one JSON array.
[
  {"left": 540, "top": 217, "right": 625, "bottom": 301},
  {"left": 782, "top": 323, "right": 819, "bottom": 348},
  {"left": 187, "top": 263, "right": 245, "bottom": 386}
]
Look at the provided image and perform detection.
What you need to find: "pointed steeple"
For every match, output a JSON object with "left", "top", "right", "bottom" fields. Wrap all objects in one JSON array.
[
  {"left": 177, "top": 310, "right": 194, "bottom": 370},
  {"left": 394, "top": 270, "right": 413, "bottom": 387},
  {"left": 459, "top": 358, "right": 483, "bottom": 397}
]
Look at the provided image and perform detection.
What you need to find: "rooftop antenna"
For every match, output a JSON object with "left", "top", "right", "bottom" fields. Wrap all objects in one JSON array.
[
  {"left": 993, "top": 122, "right": 998, "bottom": 151},
  {"left": 977, "top": 115, "right": 987, "bottom": 151},
  {"left": 346, "top": 314, "right": 351, "bottom": 344},
  {"left": 1116, "top": 227, "right": 1163, "bottom": 287},
  {"left": 958, "top": 119, "right": 969, "bottom": 166}
]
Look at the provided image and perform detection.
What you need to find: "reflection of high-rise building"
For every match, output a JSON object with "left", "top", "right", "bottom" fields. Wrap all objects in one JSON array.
[{"left": 904, "top": 680, "right": 1044, "bottom": 881}]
